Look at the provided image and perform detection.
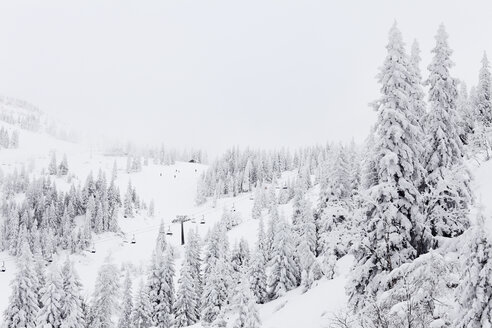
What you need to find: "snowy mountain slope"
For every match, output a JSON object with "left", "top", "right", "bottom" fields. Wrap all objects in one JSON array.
[{"left": 0, "top": 125, "right": 351, "bottom": 327}]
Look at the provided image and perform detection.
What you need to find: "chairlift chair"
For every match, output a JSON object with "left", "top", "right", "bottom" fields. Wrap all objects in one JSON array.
[
  {"left": 1, "top": 261, "right": 5, "bottom": 272},
  {"left": 200, "top": 215, "right": 206, "bottom": 224},
  {"left": 191, "top": 217, "right": 197, "bottom": 223},
  {"left": 91, "top": 244, "right": 96, "bottom": 254},
  {"left": 131, "top": 234, "right": 136, "bottom": 244},
  {"left": 166, "top": 227, "right": 173, "bottom": 236}
]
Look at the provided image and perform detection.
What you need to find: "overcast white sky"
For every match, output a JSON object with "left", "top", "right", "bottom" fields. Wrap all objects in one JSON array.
[{"left": 0, "top": 1, "right": 489, "bottom": 154}]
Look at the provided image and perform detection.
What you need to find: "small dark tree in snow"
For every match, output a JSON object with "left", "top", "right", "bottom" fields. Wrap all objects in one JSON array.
[
  {"left": 131, "top": 280, "right": 152, "bottom": 328},
  {"left": 3, "top": 241, "right": 40, "bottom": 328},
  {"left": 89, "top": 256, "right": 121, "bottom": 328},
  {"left": 118, "top": 271, "right": 133, "bottom": 328}
]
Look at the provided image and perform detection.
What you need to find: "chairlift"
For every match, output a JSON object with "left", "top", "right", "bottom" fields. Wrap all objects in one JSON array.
[
  {"left": 47, "top": 254, "right": 53, "bottom": 263},
  {"left": 1, "top": 261, "right": 5, "bottom": 272},
  {"left": 200, "top": 215, "right": 206, "bottom": 224},
  {"left": 91, "top": 244, "right": 96, "bottom": 254},
  {"left": 131, "top": 234, "right": 136, "bottom": 244},
  {"left": 191, "top": 217, "right": 197, "bottom": 224},
  {"left": 249, "top": 194, "right": 254, "bottom": 200},
  {"left": 166, "top": 227, "right": 173, "bottom": 236},
  {"left": 232, "top": 203, "right": 236, "bottom": 212}
]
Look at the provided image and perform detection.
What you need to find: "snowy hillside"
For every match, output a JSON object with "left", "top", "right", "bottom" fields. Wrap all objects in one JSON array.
[{"left": 0, "top": 115, "right": 351, "bottom": 327}]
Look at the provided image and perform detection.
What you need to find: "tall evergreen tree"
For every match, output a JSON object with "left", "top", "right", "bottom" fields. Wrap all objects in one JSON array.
[
  {"left": 425, "top": 24, "right": 470, "bottom": 239},
  {"left": 60, "top": 258, "right": 85, "bottom": 328},
  {"left": 477, "top": 52, "right": 492, "bottom": 126},
  {"left": 347, "top": 23, "right": 426, "bottom": 313},
  {"left": 3, "top": 241, "right": 40, "bottom": 328},
  {"left": 174, "top": 264, "right": 199, "bottom": 327},
  {"left": 37, "top": 267, "right": 64, "bottom": 328},
  {"left": 267, "top": 215, "right": 298, "bottom": 300},
  {"left": 118, "top": 272, "right": 133, "bottom": 328},
  {"left": 90, "top": 256, "right": 120, "bottom": 328},
  {"left": 233, "top": 278, "right": 262, "bottom": 328},
  {"left": 131, "top": 280, "right": 152, "bottom": 328},
  {"left": 455, "top": 213, "right": 492, "bottom": 327}
]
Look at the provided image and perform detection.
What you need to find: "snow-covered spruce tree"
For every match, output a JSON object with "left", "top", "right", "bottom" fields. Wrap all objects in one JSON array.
[
  {"left": 3, "top": 241, "right": 40, "bottom": 328},
  {"left": 476, "top": 52, "right": 492, "bottom": 126},
  {"left": 457, "top": 81, "right": 476, "bottom": 145},
  {"left": 131, "top": 280, "right": 152, "bottom": 328},
  {"left": 347, "top": 23, "right": 427, "bottom": 314},
  {"left": 233, "top": 278, "right": 262, "bottom": 328},
  {"left": 409, "top": 39, "right": 428, "bottom": 126},
  {"left": 49, "top": 152, "right": 58, "bottom": 175},
  {"left": 118, "top": 271, "right": 133, "bottom": 328},
  {"left": 184, "top": 228, "right": 202, "bottom": 307},
  {"left": 89, "top": 256, "right": 121, "bottom": 328},
  {"left": 454, "top": 214, "right": 492, "bottom": 327},
  {"left": 174, "top": 263, "right": 199, "bottom": 327},
  {"left": 124, "top": 181, "right": 134, "bottom": 218},
  {"left": 424, "top": 24, "right": 470, "bottom": 240},
  {"left": 249, "top": 217, "right": 268, "bottom": 304},
  {"left": 37, "top": 267, "right": 64, "bottom": 327},
  {"left": 147, "top": 247, "right": 175, "bottom": 328},
  {"left": 200, "top": 257, "right": 232, "bottom": 324},
  {"left": 231, "top": 238, "right": 251, "bottom": 275},
  {"left": 60, "top": 258, "right": 86, "bottom": 328},
  {"left": 148, "top": 199, "right": 155, "bottom": 217},
  {"left": 267, "top": 214, "right": 299, "bottom": 300},
  {"left": 58, "top": 154, "right": 69, "bottom": 176},
  {"left": 155, "top": 220, "right": 168, "bottom": 253}
]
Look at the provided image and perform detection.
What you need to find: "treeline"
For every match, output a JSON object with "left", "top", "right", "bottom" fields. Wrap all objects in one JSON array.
[{"left": 196, "top": 145, "right": 359, "bottom": 204}]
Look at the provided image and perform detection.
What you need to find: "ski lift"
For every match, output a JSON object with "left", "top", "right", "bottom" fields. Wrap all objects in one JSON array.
[
  {"left": 191, "top": 217, "right": 197, "bottom": 224},
  {"left": 249, "top": 194, "right": 254, "bottom": 200},
  {"left": 200, "top": 215, "right": 206, "bottom": 224},
  {"left": 166, "top": 227, "right": 173, "bottom": 236},
  {"left": 90, "top": 244, "right": 96, "bottom": 254},
  {"left": 232, "top": 203, "right": 236, "bottom": 212},
  {"left": 131, "top": 234, "right": 136, "bottom": 244},
  {"left": 1, "top": 261, "right": 5, "bottom": 272},
  {"left": 47, "top": 254, "right": 53, "bottom": 263}
]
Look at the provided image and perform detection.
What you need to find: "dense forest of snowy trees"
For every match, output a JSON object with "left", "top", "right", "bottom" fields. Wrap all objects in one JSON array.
[
  {"left": 0, "top": 159, "right": 145, "bottom": 260},
  {"left": 2, "top": 22, "right": 492, "bottom": 328}
]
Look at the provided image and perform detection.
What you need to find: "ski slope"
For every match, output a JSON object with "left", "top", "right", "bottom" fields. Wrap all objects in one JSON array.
[{"left": 0, "top": 124, "right": 351, "bottom": 327}]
